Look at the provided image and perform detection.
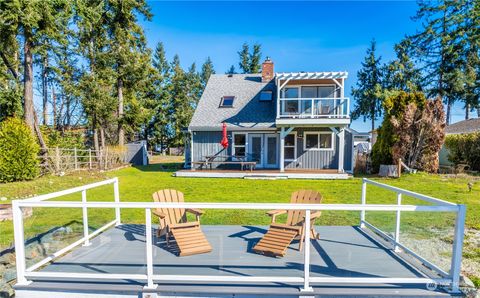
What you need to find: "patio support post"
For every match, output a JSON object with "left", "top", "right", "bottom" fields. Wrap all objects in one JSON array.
[
  {"left": 450, "top": 204, "right": 466, "bottom": 293},
  {"left": 12, "top": 201, "right": 29, "bottom": 285},
  {"left": 82, "top": 190, "right": 91, "bottom": 246},
  {"left": 360, "top": 178, "right": 366, "bottom": 228},
  {"left": 145, "top": 208, "right": 157, "bottom": 290},
  {"left": 114, "top": 177, "right": 121, "bottom": 226},
  {"left": 301, "top": 209, "right": 313, "bottom": 293},
  {"left": 338, "top": 128, "right": 345, "bottom": 173},
  {"left": 394, "top": 193, "right": 402, "bottom": 252},
  {"left": 280, "top": 127, "right": 285, "bottom": 172}
]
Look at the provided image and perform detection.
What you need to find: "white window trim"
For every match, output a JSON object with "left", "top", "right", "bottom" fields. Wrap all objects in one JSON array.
[
  {"left": 303, "top": 131, "right": 335, "bottom": 151},
  {"left": 283, "top": 131, "right": 297, "bottom": 162},
  {"left": 232, "top": 132, "right": 247, "bottom": 158}
]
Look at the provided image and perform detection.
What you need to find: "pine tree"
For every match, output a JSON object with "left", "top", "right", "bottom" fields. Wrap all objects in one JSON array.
[
  {"left": 351, "top": 39, "right": 384, "bottom": 131},
  {"left": 237, "top": 43, "right": 262, "bottom": 73},
  {"left": 249, "top": 44, "right": 262, "bottom": 73},
  {"left": 200, "top": 57, "right": 215, "bottom": 87},
  {"left": 383, "top": 39, "right": 422, "bottom": 92},
  {"left": 226, "top": 65, "right": 237, "bottom": 74},
  {"left": 238, "top": 43, "right": 250, "bottom": 74},
  {"left": 170, "top": 54, "right": 189, "bottom": 146}
]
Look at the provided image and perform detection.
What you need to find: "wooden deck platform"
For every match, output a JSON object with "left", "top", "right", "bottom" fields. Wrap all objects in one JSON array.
[
  {"left": 175, "top": 169, "right": 351, "bottom": 179},
  {"left": 15, "top": 225, "right": 451, "bottom": 298}
]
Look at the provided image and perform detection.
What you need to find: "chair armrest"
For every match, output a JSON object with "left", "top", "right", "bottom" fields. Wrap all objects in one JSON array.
[
  {"left": 186, "top": 208, "right": 204, "bottom": 216},
  {"left": 311, "top": 211, "right": 322, "bottom": 219},
  {"left": 267, "top": 209, "right": 287, "bottom": 216},
  {"left": 152, "top": 210, "right": 166, "bottom": 218}
]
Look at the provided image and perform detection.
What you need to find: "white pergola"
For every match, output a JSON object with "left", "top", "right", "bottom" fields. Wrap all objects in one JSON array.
[{"left": 275, "top": 72, "right": 349, "bottom": 173}]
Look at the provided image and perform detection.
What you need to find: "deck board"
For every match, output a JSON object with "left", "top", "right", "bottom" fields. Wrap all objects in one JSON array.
[{"left": 15, "top": 225, "right": 451, "bottom": 297}]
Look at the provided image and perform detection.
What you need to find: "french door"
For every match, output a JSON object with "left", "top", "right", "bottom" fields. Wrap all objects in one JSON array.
[{"left": 248, "top": 134, "right": 278, "bottom": 169}]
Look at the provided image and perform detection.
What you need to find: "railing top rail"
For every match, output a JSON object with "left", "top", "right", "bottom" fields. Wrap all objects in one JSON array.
[
  {"left": 363, "top": 178, "right": 457, "bottom": 207},
  {"left": 19, "top": 178, "right": 118, "bottom": 203},
  {"left": 13, "top": 200, "right": 459, "bottom": 212},
  {"left": 279, "top": 97, "right": 350, "bottom": 101}
]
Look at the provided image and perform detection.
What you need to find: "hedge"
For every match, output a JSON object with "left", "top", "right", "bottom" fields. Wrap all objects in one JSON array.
[{"left": 444, "top": 132, "right": 480, "bottom": 171}]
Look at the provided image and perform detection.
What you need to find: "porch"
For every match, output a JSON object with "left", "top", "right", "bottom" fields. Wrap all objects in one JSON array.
[
  {"left": 175, "top": 168, "right": 350, "bottom": 179},
  {"left": 15, "top": 225, "right": 449, "bottom": 298}
]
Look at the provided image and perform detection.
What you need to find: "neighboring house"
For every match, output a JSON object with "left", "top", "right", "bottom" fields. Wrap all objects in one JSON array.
[
  {"left": 185, "top": 58, "right": 354, "bottom": 175},
  {"left": 439, "top": 118, "right": 480, "bottom": 166}
]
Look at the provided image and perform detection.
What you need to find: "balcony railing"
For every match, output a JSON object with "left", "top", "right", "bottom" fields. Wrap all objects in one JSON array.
[
  {"left": 278, "top": 97, "right": 350, "bottom": 119},
  {"left": 12, "top": 178, "right": 466, "bottom": 294}
]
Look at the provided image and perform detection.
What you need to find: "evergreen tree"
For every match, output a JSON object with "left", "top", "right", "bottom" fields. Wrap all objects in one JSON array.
[
  {"left": 351, "top": 39, "right": 384, "bottom": 131},
  {"left": 170, "top": 54, "right": 189, "bottom": 146},
  {"left": 383, "top": 39, "right": 422, "bottom": 92},
  {"left": 226, "top": 65, "right": 237, "bottom": 74},
  {"left": 200, "top": 57, "right": 215, "bottom": 87},
  {"left": 237, "top": 43, "right": 262, "bottom": 73}
]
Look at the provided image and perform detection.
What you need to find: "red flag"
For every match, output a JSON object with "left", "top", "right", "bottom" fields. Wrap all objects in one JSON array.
[{"left": 220, "top": 123, "right": 229, "bottom": 149}]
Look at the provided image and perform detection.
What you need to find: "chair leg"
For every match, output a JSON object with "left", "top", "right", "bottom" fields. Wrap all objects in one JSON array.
[{"left": 166, "top": 232, "right": 170, "bottom": 247}]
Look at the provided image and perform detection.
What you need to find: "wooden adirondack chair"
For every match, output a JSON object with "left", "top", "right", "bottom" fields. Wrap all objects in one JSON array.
[
  {"left": 252, "top": 190, "right": 322, "bottom": 257},
  {"left": 152, "top": 189, "right": 212, "bottom": 256}
]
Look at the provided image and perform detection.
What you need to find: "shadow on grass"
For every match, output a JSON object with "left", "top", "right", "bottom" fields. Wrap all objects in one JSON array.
[{"left": 132, "top": 163, "right": 184, "bottom": 173}]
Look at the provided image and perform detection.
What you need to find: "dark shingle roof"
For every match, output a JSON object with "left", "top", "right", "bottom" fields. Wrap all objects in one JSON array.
[
  {"left": 445, "top": 118, "right": 480, "bottom": 134},
  {"left": 188, "top": 74, "right": 276, "bottom": 131}
]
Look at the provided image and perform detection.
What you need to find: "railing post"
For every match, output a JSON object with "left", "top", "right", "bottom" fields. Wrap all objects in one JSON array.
[
  {"left": 144, "top": 208, "right": 157, "bottom": 290},
  {"left": 360, "top": 178, "right": 367, "bottom": 228},
  {"left": 114, "top": 178, "right": 121, "bottom": 226},
  {"left": 301, "top": 209, "right": 313, "bottom": 293},
  {"left": 311, "top": 99, "right": 314, "bottom": 118},
  {"left": 12, "top": 201, "right": 29, "bottom": 285},
  {"left": 82, "top": 190, "right": 91, "bottom": 246},
  {"left": 394, "top": 193, "right": 402, "bottom": 252},
  {"left": 450, "top": 204, "right": 466, "bottom": 293},
  {"left": 74, "top": 147, "right": 78, "bottom": 170}
]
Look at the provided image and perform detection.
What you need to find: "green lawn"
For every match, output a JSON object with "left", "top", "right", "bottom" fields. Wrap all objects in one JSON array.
[{"left": 0, "top": 162, "right": 478, "bottom": 250}]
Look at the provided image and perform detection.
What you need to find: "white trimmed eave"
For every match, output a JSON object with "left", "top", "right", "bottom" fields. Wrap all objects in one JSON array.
[{"left": 275, "top": 71, "right": 348, "bottom": 81}]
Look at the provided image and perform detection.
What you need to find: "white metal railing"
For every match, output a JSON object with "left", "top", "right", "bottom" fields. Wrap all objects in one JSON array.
[
  {"left": 278, "top": 97, "right": 350, "bottom": 118},
  {"left": 12, "top": 177, "right": 465, "bottom": 294}
]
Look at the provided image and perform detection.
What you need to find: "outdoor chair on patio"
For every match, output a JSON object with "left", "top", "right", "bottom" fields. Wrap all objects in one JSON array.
[
  {"left": 252, "top": 190, "right": 322, "bottom": 257},
  {"left": 152, "top": 189, "right": 212, "bottom": 256}
]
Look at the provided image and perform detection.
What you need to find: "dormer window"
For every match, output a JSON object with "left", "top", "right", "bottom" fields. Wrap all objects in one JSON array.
[
  {"left": 220, "top": 96, "right": 235, "bottom": 107},
  {"left": 259, "top": 90, "right": 273, "bottom": 101}
]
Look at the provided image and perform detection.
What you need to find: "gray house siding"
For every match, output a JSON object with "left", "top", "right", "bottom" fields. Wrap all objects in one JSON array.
[{"left": 191, "top": 131, "right": 232, "bottom": 169}]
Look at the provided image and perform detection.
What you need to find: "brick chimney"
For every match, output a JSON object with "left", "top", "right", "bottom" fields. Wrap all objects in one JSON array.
[{"left": 261, "top": 57, "right": 274, "bottom": 82}]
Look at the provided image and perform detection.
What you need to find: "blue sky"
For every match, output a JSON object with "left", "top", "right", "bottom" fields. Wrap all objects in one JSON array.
[{"left": 141, "top": 1, "right": 467, "bottom": 131}]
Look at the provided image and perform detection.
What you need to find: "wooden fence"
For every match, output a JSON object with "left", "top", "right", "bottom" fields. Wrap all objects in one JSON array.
[{"left": 38, "top": 147, "right": 128, "bottom": 175}]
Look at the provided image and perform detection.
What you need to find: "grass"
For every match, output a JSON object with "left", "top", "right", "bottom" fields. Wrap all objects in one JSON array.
[{"left": 0, "top": 159, "right": 479, "bottom": 250}]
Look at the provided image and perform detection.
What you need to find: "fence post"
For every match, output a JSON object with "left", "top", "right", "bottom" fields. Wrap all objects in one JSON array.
[
  {"left": 114, "top": 177, "right": 121, "bottom": 226},
  {"left": 144, "top": 208, "right": 157, "bottom": 290},
  {"left": 55, "top": 146, "right": 60, "bottom": 173},
  {"left": 74, "top": 147, "right": 78, "bottom": 170},
  {"left": 398, "top": 158, "right": 402, "bottom": 178},
  {"left": 301, "top": 209, "right": 313, "bottom": 293},
  {"left": 360, "top": 178, "right": 367, "bottom": 228},
  {"left": 394, "top": 193, "right": 402, "bottom": 252},
  {"left": 89, "top": 149, "right": 92, "bottom": 169},
  {"left": 82, "top": 190, "right": 91, "bottom": 246},
  {"left": 12, "top": 201, "right": 29, "bottom": 285},
  {"left": 450, "top": 204, "right": 466, "bottom": 293}
]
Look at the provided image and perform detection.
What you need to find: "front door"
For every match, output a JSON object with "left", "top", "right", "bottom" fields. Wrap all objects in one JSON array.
[
  {"left": 264, "top": 134, "right": 279, "bottom": 168},
  {"left": 248, "top": 134, "right": 263, "bottom": 168}
]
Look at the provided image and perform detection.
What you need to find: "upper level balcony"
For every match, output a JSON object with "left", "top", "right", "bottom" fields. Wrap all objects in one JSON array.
[{"left": 275, "top": 72, "right": 350, "bottom": 126}]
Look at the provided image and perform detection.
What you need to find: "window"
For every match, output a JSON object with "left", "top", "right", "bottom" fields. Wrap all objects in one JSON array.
[
  {"left": 259, "top": 90, "right": 273, "bottom": 101},
  {"left": 301, "top": 86, "right": 317, "bottom": 98},
  {"left": 304, "top": 132, "right": 334, "bottom": 150},
  {"left": 284, "top": 134, "right": 296, "bottom": 161},
  {"left": 220, "top": 96, "right": 235, "bottom": 107},
  {"left": 283, "top": 88, "right": 299, "bottom": 98},
  {"left": 233, "top": 133, "right": 246, "bottom": 157}
]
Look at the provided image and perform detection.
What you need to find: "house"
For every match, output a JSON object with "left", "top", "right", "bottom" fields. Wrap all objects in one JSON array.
[
  {"left": 182, "top": 58, "right": 354, "bottom": 178},
  {"left": 439, "top": 118, "right": 480, "bottom": 166}
]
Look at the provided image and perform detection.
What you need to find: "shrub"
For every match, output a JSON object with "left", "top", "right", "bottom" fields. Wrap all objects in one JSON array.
[
  {"left": 444, "top": 132, "right": 480, "bottom": 171},
  {"left": 0, "top": 118, "right": 40, "bottom": 182},
  {"left": 41, "top": 126, "right": 86, "bottom": 149}
]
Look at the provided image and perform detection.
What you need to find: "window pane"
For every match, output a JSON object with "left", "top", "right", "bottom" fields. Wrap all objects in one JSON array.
[
  {"left": 284, "top": 88, "right": 299, "bottom": 98},
  {"left": 260, "top": 91, "right": 273, "bottom": 101},
  {"left": 318, "top": 86, "right": 335, "bottom": 98},
  {"left": 285, "top": 101, "right": 299, "bottom": 113},
  {"left": 221, "top": 96, "right": 235, "bottom": 106},
  {"left": 235, "top": 146, "right": 245, "bottom": 157},
  {"left": 285, "top": 134, "right": 295, "bottom": 146},
  {"left": 320, "top": 134, "right": 332, "bottom": 148},
  {"left": 285, "top": 147, "right": 295, "bottom": 160},
  {"left": 305, "top": 134, "right": 318, "bottom": 149},
  {"left": 301, "top": 100, "right": 312, "bottom": 114},
  {"left": 234, "top": 134, "right": 245, "bottom": 145},
  {"left": 301, "top": 86, "right": 317, "bottom": 98}
]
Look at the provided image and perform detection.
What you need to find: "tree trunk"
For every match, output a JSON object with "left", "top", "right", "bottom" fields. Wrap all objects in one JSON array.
[
  {"left": 52, "top": 88, "right": 57, "bottom": 129},
  {"left": 371, "top": 117, "right": 375, "bottom": 132},
  {"left": 33, "top": 111, "right": 47, "bottom": 152},
  {"left": 23, "top": 35, "right": 35, "bottom": 129},
  {"left": 42, "top": 55, "right": 48, "bottom": 126},
  {"left": 100, "top": 127, "right": 106, "bottom": 149},
  {"left": 466, "top": 104, "right": 470, "bottom": 120},
  {"left": 117, "top": 78, "right": 124, "bottom": 146},
  {"left": 66, "top": 95, "right": 71, "bottom": 128},
  {"left": 446, "top": 102, "right": 451, "bottom": 125}
]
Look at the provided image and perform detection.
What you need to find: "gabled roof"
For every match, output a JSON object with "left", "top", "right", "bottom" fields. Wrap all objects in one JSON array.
[
  {"left": 445, "top": 118, "right": 480, "bottom": 135},
  {"left": 189, "top": 74, "right": 276, "bottom": 131},
  {"left": 276, "top": 72, "right": 348, "bottom": 80}
]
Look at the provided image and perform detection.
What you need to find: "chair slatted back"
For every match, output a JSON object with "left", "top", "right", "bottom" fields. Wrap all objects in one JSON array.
[
  {"left": 153, "top": 189, "right": 187, "bottom": 227},
  {"left": 286, "top": 190, "right": 322, "bottom": 226}
]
